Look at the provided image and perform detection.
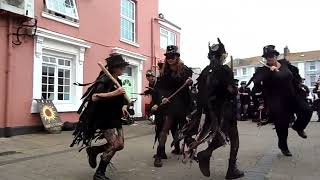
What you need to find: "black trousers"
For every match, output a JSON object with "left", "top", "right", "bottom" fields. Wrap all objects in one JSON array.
[
  {"left": 275, "top": 126, "right": 289, "bottom": 150},
  {"left": 291, "top": 96, "right": 312, "bottom": 131}
]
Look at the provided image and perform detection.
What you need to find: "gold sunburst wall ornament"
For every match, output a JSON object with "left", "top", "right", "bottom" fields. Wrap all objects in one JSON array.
[
  {"left": 35, "top": 99, "right": 63, "bottom": 132},
  {"left": 41, "top": 104, "right": 57, "bottom": 122}
]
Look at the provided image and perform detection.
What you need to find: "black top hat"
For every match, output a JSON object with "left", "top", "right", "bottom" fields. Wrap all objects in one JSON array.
[
  {"left": 105, "top": 54, "right": 129, "bottom": 69},
  {"left": 146, "top": 70, "right": 155, "bottom": 77},
  {"left": 164, "top": 45, "right": 180, "bottom": 57},
  {"left": 262, "top": 45, "right": 280, "bottom": 58},
  {"left": 208, "top": 38, "right": 226, "bottom": 60},
  {"left": 240, "top": 81, "right": 247, "bottom": 85}
]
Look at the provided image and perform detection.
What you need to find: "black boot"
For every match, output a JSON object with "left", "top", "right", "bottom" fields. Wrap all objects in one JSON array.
[
  {"left": 154, "top": 147, "right": 164, "bottom": 167},
  {"left": 153, "top": 146, "right": 167, "bottom": 159},
  {"left": 93, "top": 159, "right": 110, "bottom": 180},
  {"left": 278, "top": 141, "right": 292, "bottom": 156},
  {"left": 225, "top": 159, "right": 244, "bottom": 179},
  {"left": 87, "top": 145, "right": 106, "bottom": 168},
  {"left": 276, "top": 128, "right": 292, "bottom": 156},
  {"left": 292, "top": 127, "right": 307, "bottom": 139},
  {"left": 197, "top": 149, "right": 212, "bottom": 177},
  {"left": 171, "top": 143, "right": 182, "bottom": 155}
]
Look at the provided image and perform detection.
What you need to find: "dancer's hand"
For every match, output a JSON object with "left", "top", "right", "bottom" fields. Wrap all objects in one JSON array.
[
  {"left": 187, "top": 77, "right": 193, "bottom": 85},
  {"left": 122, "top": 105, "right": 129, "bottom": 117},
  {"left": 161, "top": 98, "right": 170, "bottom": 104},
  {"left": 151, "top": 105, "right": 158, "bottom": 112},
  {"left": 113, "top": 87, "right": 126, "bottom": 96},
  {"left": 270, "top": 66, "right": 278, "bottom": 72}
]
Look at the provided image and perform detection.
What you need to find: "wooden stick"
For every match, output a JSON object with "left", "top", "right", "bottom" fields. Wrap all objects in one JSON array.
[
  {"left": 160, "top": 78, "right": 192, "bottom": 106},
  {"left": 97, "top": 62, "right": 131, "bottom": 103},
  {"left": 259, "top": 61, "right": 279, "bottom": 72}
]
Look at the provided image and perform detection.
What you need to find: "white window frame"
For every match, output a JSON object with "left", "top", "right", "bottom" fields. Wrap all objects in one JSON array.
[
  {"left": 31, "top": 28, "right": 90, "bottom": 113},
  {"left": 310, "top": 74, "right": 317, "bottom": 86},
  {"left": 160, "top": 27, "right": 177, "bottom": 50},
  {"left": 242, "top": 67, "right": 247, "bottom": 76},
  {"left": 309, "top": 61, "right": 316, "bottom": 71},
  {"left": 42, "top": 0, "right": 80, "bottom": 27},
  {"left": 233, "top": 69, "right": 238, "bottom": 77},
  {"left": 120, "top": 0, "right": 136, "bottom": 43},
  {"left": 41, "top": 53, "right": 73, "bottom": 102}
]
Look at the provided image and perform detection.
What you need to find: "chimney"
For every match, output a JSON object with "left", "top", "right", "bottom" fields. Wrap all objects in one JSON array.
[
  {"left": 284, "top": 46, "right": 290, "bottom": 60},
  {"left": 284, "top": 46, "right": 290, "bottom": 56}
]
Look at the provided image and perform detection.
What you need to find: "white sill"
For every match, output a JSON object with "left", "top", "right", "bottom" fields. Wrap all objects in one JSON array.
[
  {"left": 120, "top": 38, "right": 140, "bottom": 48},
  {"left": 42, "top": 12, "right": 80, "bottom": 28},
  {"left": 31, "top": 100, "right": 80, "bottom": 113}
]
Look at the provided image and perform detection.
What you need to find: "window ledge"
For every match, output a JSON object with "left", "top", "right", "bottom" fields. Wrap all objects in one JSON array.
[
  {"left": 42, "top": 12, "right": 79, "bottom": 28},
  {"left": 120, "top": 38, "right": 140, "bottom": 48},
  {"left": 31, "top": 100, "right": 80, "bottom": 113}
]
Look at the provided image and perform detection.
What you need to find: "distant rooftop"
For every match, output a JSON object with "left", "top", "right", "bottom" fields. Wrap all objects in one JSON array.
[{"left": 232, "top": 50, "right": 320, "bottom": 68}]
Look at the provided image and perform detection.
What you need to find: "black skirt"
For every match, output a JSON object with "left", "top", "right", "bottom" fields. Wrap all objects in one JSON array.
[{"left": 92, "top": 96, "right": 124, "bottom": 130}]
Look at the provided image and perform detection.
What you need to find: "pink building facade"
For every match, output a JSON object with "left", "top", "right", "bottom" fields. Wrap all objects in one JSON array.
[{"left": 0, "top": 0, "right": 180, "bottom": 137}]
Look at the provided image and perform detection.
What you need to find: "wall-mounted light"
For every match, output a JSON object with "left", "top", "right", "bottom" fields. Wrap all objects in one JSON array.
[{"left": 158, "top": 13, "right": 164, "bottom": 19}]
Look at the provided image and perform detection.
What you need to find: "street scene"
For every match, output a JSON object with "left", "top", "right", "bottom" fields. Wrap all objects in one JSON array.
[
  {"left": 1, "top": 0, "right": 320, "bottom": 180},
  {"left": 1, "top": 118, "right": 320, "bottom": 180}
]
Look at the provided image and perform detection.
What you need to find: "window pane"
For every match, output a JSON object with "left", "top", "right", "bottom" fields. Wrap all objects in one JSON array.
[
  {"left": 123, "top": 67, "right": 132, "bottom": 76},
  {"left": 46, "top": 0, "right": 78, "bottom": 19},
  {"left": 64, "top": 79, "right": 70, "bottom": 85},
  {"left": 58, "top": 69, "right": 64, "bottom": 77},
  {"left": 65, "top": 60, "right": 71, "bottom": 66},
  {"left": 48, "top": 85, "right": 54, "bottom": 92},
  {"left": 64, "top": 86, "right": 70, "bottom": 93},
  {"left": 49, "top": 57, "right": 56, "bottom": 63},
  {"left": 48, "top": 67, "right": 55, "bottom": 76},
  {"left": 42, "top": 93, "right": 47, "bottom": 99},
  {"left": 42, "top": 66, "right": 48, "bottom": 75},
  {"left": 160, "top": 34, "right": 168, "bottom": 49},
  {"left": 160, "top": 28, "right": 168, "bottom": 35},
  {"left": 48, "top": 93, "right": 54, "bottom": 100},
  {"left": 64, "top": 94, "right": 70, "bottom": 100},
  {"left": 58, "top": 78, "right": 63, "bottom": 85},
  {"left": 42, "top": 85, "right": 47, "bottom": 92},
  {"left": 42, "top": 77, "right": 47, "bottom": 84},
  {"left": 242, "top": 68, "right": 247, "bottom": 75},
  {"left": 58, "top": 86, "right": 63, "bottom": 92},
  {"left": 58, "top": 93, "right": 63, "bottom": 100},
  {"left": 43, "top": 56, "right": 49, "bottom": 62},
  {"left": 48, "top": 77, "right": 54, "bottom": 84},
  {"left": 58, "top": 59, "right": 64, "bottom": 65},
  {"left": 310, "top": 61, "right": 316, "bottom": 70},
  {"left": 65, "top": 70, "right": 70, "bottom": 78},
  {"left": 169, "top": 33, "right": 176, "bottom": 45}
]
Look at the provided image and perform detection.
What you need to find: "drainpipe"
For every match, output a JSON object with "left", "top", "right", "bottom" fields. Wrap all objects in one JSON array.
[
  {"left": 151, "top": 18, "right": 154, "bottom": 73},
  {"left": 4, "top": 17, "right": 12, "bottom": 137}
]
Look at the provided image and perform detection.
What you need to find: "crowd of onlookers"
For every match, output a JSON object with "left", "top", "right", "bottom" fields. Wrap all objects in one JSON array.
[{"left": 237, "top": 78, "right": 320, "bottom": 123}]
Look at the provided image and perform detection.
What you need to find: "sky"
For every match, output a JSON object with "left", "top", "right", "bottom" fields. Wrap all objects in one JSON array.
[{"left": 159, "top": 0, "right": 320, "bottom": 68}]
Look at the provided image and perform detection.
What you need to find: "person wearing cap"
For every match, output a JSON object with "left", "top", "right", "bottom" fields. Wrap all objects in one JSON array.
[
  {"left": 239, "top": 81, "right": 251, "bottom": 120},
  {"left": 249, "top": 45, "right": 312, "bottom": 157},
  {"left": 151, "top": 45, "right": 193, "bottom": 168},
  {"left": 184, "top": 38, "right": 244, "bottom": 179},
  {"left": 300, "top": 78, "right": 310, "bottom": 102},
  {"left": 72, "top": 53, "right": 130, "bottom": 180},
  {"left": 141, "top": 70, "right": 157, "bottom": 96},
  {"left": 312, "top": 79, "right": 320, "bottom": 122}
]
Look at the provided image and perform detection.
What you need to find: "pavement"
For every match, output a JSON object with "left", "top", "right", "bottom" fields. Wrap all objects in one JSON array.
[{"left": 0, "top": 114, "right": 320, "bottom": 180}]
